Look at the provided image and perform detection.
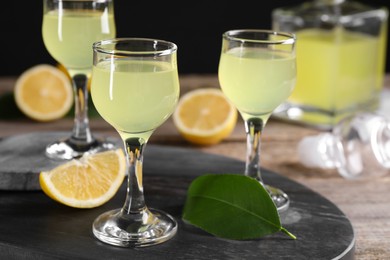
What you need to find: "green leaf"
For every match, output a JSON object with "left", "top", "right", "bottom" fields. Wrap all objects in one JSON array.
[{"left": 182, "top": 174, "right": 295, "bottom": 240}]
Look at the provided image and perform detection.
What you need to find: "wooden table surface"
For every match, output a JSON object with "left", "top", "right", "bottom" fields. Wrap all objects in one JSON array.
[{"left": 1, "top": 75, "right": 389, "bottom": 259}]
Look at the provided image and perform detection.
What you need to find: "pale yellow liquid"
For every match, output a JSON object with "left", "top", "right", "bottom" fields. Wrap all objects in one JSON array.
[
  {"left": 218, "top": 47, "right": 296, "bottom": 120},
  {"left": 376, "top": 21, "right": 388, "bottom": 91},
  {"left": 290, "top": 28, "right": 380, "bottom": 112},
  {"left": 91, "top": 60, "right": 179, "bottom": 139},
  {"left": 42, "top": 10, "right": 116, "bottom": 72}
]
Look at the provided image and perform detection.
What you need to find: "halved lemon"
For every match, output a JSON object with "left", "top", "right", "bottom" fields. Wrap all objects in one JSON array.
[
  {"left": 40, "top": 149, "right": 126, "bottom": 208},
  {"left": 173, "top": 88, "right": 238, "bottom": 145},
  {"left": 14, "top": 64, "right": 73, "bottom": 122}
]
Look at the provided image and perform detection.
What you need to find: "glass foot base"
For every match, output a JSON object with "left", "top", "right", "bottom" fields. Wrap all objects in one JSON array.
[
  {"left": 92, "top": 208, "right": 178, "bottom": 247},
  {"left": 265, "top": 185, "right": 290, "bottom": 212},
  {"left": 45, "top": 137, "right": 116, "bottom": 160}
]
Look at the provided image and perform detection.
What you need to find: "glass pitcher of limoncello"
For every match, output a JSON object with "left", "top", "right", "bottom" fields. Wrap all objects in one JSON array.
[{"left": 272, "top": 0, "right": 388, "bottom": 129}]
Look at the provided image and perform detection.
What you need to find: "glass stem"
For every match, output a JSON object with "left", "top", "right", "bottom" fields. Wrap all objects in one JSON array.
[
  {"left": 244, "top": 118, "right": 266, "bottom": 184},
  {"left": 122, "top": 137, "right": 146, "bottom": 214},
  {"left": 70, "top": 74, "right": 94, "bottom": 145}
]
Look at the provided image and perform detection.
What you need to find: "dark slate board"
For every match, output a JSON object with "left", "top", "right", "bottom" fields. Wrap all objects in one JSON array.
[
  {"left": 0, "top": 132, "right": 122, "bottom": 190},
  {"left": 0, "top": 132, "right": 355, "bottom": 259}
]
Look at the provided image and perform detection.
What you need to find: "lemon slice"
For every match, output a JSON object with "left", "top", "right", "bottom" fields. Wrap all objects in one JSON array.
[
  {"left": 173, "top": 88, "right": 238, "bottom": 145},
  {"left": 14, "top": 64, "right": 73, "bottom": 122},
  {"left": 40, "top": 149, "right": 126, "bottom": 208}
]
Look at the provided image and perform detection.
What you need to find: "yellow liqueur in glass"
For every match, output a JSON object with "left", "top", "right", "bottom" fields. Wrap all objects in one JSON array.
[
  {"left": 291, "top": 28, "right": 378, "bottom": 111},
  {"left": 91, "top": 38, "right": 179, "bottom": 247},
  {"left": 92, "top": 60, "right": 179, "bottom": 140},
  {"left": 272, "top": 0, "right": 388, "bottom": 129},
  {"left": 42, "top": 0, "right": 116, "bottom": 160},
  {"left": 218, "top": 30, "right": 296, "bottom": 212},
  {"left": 219, "top": 48, "right": 296, "bottom": 121},
  {"left": 43, "top": 10, "right": 116, "bottom": 72}
]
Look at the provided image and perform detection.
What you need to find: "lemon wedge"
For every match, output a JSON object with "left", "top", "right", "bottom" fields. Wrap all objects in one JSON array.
[{"left": 40, "top": 149, "right": 126, "bottom": 208}]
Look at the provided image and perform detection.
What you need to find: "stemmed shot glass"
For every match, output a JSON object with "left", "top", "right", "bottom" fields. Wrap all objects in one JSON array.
[
  {"left": 42, "top": 0, "right": 116, "bottom": 160},
  {"left": 218, "top": 29, "right": 296, "bottom": 211},
  {"left": 91, "top": 38, "right": 180, "bottom": 247}
]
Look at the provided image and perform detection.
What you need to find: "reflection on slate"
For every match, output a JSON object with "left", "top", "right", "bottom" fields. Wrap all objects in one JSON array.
[
  {"left": 0, "top": 133, "right": 355, "bottom": 259},
  {"left": 0, "top": 132, "right": 121, "bottom": 190}
]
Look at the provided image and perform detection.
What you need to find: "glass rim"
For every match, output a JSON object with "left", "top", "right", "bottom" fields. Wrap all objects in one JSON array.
[
  {"left": 93, "top": 38, "right": 178, "bottom": 56},
  {"left": 223, "top": 29, "right": 296, "bottom": 45}
]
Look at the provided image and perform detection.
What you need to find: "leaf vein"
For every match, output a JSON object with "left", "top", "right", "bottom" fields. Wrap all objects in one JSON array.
[{"left": 192, "top": 194, "right": 280, "bottom": 229}]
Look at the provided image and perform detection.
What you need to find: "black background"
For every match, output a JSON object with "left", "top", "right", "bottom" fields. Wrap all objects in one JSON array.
[{"left": 1, "top": 0, "right": 389, "bottom": 76}]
